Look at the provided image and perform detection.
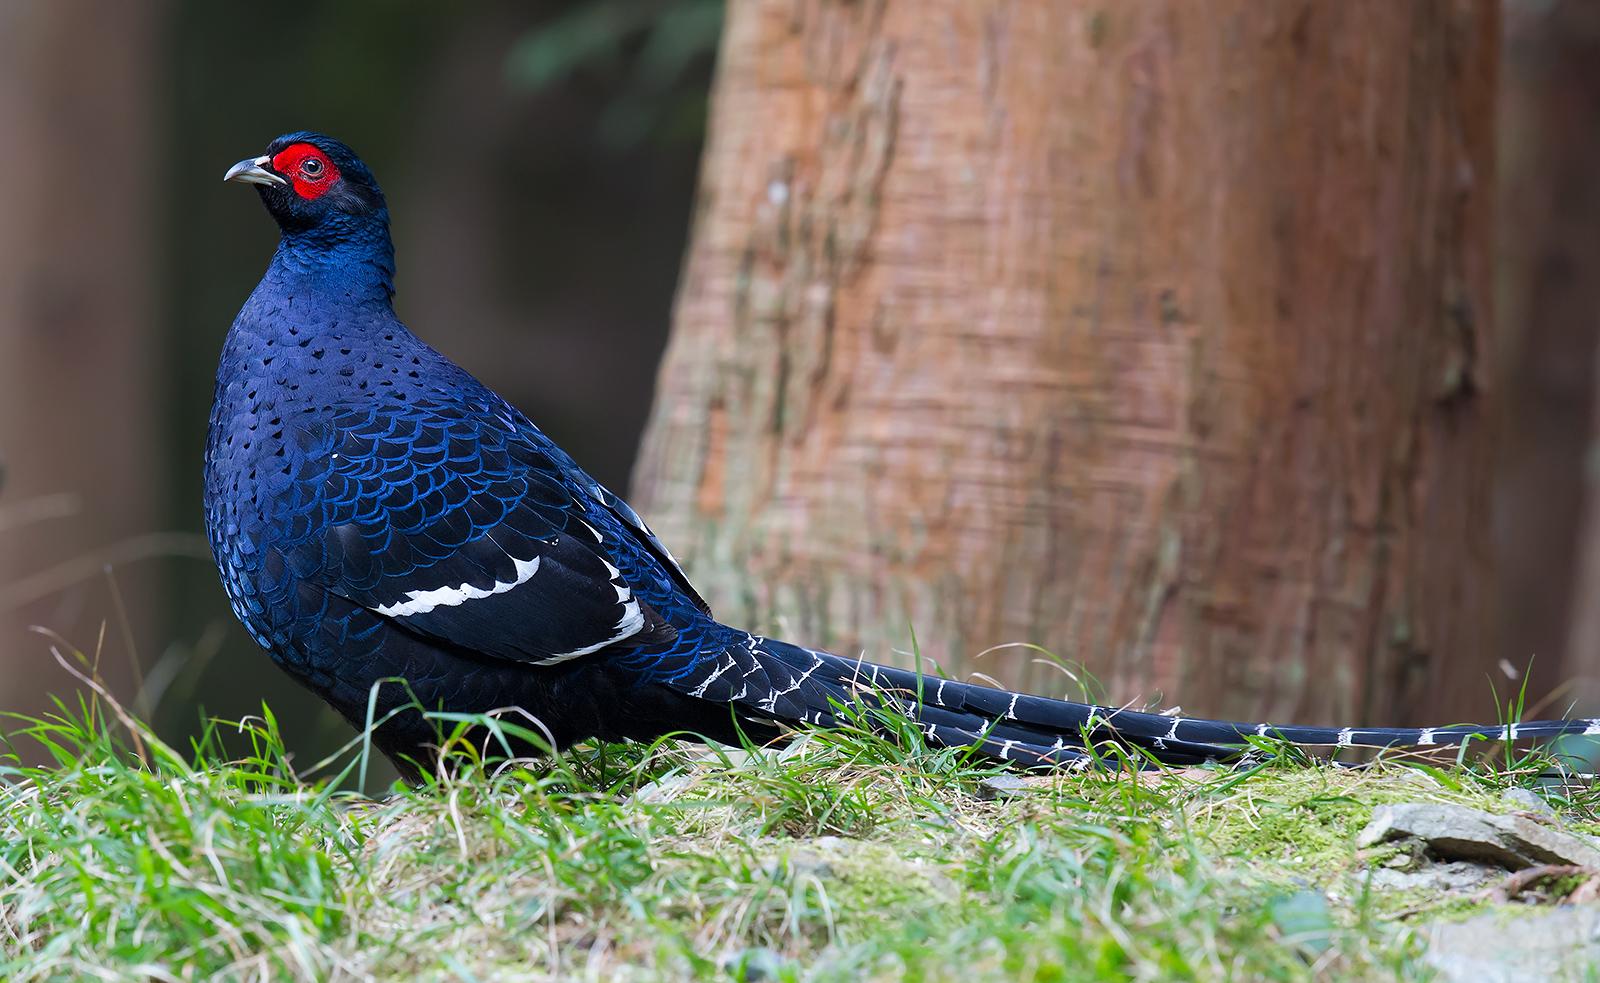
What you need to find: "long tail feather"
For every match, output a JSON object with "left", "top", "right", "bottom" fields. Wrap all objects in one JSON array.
[{"left": 732, "top": 635, "right": 1600, "bottom": 766}]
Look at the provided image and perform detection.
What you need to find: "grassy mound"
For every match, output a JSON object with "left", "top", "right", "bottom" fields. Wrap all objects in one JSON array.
[{"left": 0, "top": 686, "right": 1590, "bottom": 981}]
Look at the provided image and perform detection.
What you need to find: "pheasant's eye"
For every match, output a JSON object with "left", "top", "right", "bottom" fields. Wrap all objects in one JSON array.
[{"left": 271, "top": 143, "right": 343, "bottom": 200}]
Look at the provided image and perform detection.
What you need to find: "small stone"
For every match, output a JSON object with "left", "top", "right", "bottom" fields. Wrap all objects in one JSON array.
[
  {"left": 1425, "top": 906, "right": 1600, "bottom": 983},
  {"left": 725, "top": 947, "right": 785, "bottom": 983},
  {"left": 786, "top": 850, "right": 834, "bottom": 880},
  {"left": 1357, "top": 802, "right": 1600, "bottom": 870},
  {"left": 977, "top": 775, "right": 1035, "bottom": 800},
  {"left": 1368, "top": 860, "right": 1500, "bottom": 893},
  {"left": 1501, "top": 788, "right": 1557, "bottom": 820}
]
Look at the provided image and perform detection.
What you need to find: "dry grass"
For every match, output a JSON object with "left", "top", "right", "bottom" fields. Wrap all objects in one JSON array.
[{"left": 0, "top": 685, "right": 1593, "bottom": 982}]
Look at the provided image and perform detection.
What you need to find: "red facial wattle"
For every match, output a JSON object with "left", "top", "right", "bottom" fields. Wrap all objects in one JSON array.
[{"left": 270, "top": 144, "right": 341, "bottom": 201}]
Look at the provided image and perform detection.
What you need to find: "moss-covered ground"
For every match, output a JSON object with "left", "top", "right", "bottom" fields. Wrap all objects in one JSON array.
[{"left": 1, "top": 683, "right": 1592, "bottom": 982}]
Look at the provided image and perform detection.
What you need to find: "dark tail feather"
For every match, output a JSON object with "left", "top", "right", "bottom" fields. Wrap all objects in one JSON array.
[{"left": 739, "top": 636, "right": 1600, "bottom": 766}]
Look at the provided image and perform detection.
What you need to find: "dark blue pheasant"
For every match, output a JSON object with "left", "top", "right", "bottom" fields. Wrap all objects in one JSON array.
[{"left": 206, "top": 133, "right": 1597, "bottom": 781}]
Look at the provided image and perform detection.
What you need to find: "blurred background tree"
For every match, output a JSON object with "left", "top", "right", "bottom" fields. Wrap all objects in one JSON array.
[
  {"left": 1497, "top": 0, "right": 1600, "bottom": 721},
  {"left": 0, "top": 0, "right": 1597, "bottom": 770},
  {"left": 635, "top": 0, "right": 1508, "bottom": 728},
  {"left": 0, "top": 0, "right": 173, "bottom": 741}
]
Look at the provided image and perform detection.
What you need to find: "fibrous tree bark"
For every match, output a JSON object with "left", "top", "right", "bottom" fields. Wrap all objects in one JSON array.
[{"left": 635, "top": 0, "right": 1503, "bottom": 727}]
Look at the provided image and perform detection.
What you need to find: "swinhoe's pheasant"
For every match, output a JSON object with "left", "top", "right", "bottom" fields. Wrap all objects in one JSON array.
[{"left": 205, "top": 133, "right": 1596, "bottom": 781}]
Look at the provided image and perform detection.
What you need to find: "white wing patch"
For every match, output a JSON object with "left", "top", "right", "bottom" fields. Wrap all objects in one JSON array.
[
  {"left": 532, "top": 569, "right": 644, "bottom": 666},
  {"left": 370, "top": 550, "right": 644, "bottom": 665},
  {"left": 374, "top": 556, "right": 541, "bottom": 617}
]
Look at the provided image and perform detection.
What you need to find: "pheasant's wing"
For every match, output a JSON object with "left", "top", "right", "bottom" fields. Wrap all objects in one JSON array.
[{"left": 260, "top": 398, "right": 677, "bottom": 665}]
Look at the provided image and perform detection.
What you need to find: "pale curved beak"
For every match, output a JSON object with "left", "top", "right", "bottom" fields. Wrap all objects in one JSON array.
[{"left": 224, "top": 155, "right": 287, "bottom": 187}]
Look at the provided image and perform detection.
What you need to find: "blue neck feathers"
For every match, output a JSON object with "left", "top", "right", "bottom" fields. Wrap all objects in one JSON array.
[{"left": 269, "top": 208, "right": 397, "bottom": 305}]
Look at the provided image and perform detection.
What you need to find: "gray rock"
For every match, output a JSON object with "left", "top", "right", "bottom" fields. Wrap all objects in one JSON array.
[
  {"left": 1358, "top": 802, "right": 1600, "bottom": 870},
  {"left": 785, "top": 850, "right": 835, "bottom": 880},
  {"left": 1368, "top": 860, "right": 1501, "bottom": 892},
  {"left": 1501, "top": 787, "right": 1558, "bottom": 820},
  {"left": 1425, "top": 906, "right": 1600, "bottom": 983},
  {"left": 977, "top": 775, "right": 1035, "bottom": 800}
]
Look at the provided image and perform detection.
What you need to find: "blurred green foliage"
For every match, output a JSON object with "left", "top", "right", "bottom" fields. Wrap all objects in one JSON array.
[{"left": 505, "top": 0, "right": 723, "bottom": 146}]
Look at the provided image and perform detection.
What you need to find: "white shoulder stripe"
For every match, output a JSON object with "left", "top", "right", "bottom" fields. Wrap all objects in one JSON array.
[
  {"left": 374, "top": 556, "right": 541, "bottom": 617},
  {"left": 532, "top": 598, "right": 644, "bottom": 665}
]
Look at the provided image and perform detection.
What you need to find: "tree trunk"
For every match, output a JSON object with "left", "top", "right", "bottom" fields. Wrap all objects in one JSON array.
[
  {"left": 634, "top": 0, "right": 1502, "bottom": 727},
  {"left": 0, "top": 0, "right": 166, "bottom": 716}
]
